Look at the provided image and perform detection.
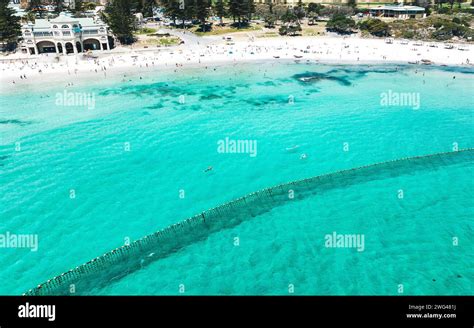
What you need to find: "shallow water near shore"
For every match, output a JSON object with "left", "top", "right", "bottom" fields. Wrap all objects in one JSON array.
[{"left": 0, "top": 62, "right": 473, "bottom": 295}]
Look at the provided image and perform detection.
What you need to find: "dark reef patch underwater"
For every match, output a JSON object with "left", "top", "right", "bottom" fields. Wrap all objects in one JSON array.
[
  {"left": 292, "top": 65, "right": 410, "bottom": 86},
  {"left": 0, "top": 119, "right": 32, "bottom": 126}
]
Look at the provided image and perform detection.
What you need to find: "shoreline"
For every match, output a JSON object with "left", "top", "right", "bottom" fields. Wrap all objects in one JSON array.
[{"left": 1, "top": 35, "right": 473, "bottom": 92}]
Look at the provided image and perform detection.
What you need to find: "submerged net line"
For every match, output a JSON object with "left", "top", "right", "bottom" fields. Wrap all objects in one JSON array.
[{"left": 24, "top": 148, "right": 474, "bottom": 296}]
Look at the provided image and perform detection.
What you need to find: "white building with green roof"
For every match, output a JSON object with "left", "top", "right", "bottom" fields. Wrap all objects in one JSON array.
[{"left": 20, "top": 12, "right": 113, "bottom": 55}]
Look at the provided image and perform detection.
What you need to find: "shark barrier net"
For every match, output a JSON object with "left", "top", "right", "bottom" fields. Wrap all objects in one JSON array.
[{"left": 24, "top": 148, "right": 474, "bottom": 295}]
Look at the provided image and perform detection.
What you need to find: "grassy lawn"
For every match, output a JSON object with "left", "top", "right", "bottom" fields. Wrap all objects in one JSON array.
[
  {"left": 158, "top": 37, "right": 181, "bottom": 46},
  {"left": 134, "top": 26, "right": 182, "bottom": 47},
  {"left": 302, "top": 23, "right": 327, "bottom": 36},
  {"left": 192, "top": 24, "right": 263, "bottom": 36},
  {"left": 136, "top": 27, "right": 158, "bottom": 35},
  {"left": 256, "top": 31, "right": 280, "bottom": 38},
  {"left": 135, "top": 36, "right": 181, "bottom": 47}
]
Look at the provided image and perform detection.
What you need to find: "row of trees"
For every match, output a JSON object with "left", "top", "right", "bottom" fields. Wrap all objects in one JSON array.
[
  {"left": 159, "top": 0, "right": 339, "bottom": 33},
  {"left": 159, "top": 0, "right": 256, "bottom": 29}
]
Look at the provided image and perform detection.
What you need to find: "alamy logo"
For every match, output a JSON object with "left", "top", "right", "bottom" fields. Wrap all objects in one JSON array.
[
  {"left": 0, "top": 232, "right": 38, "bottom": 251},
  {"left": 18, "top": 302, "right": 55, "bottom": 322},
  {"left": 55, "top": 90, "right": 95, "bottom": 110},
  {"left": 324, "top": 231, "right": 365, "bottom": 252},
  {"left": 380, "top": 90, "right": 420, "bottom": 110},
  {"left": 217, "top": 137, "right": 257, "bottom": 157}
]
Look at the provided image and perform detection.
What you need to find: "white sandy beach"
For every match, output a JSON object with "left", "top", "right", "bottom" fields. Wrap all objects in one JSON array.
[{"left": 1, "top": 35, "right": 473, "bottom": 90}]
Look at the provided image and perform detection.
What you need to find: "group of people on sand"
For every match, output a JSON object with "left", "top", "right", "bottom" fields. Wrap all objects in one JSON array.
[{"left": 3, "top": 38, "right": 471, "bottom": 85}]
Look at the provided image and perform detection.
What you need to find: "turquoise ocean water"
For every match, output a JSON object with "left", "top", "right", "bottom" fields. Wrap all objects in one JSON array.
[{"left": 0, "top": 62, "right": 473, "bottom": 295}]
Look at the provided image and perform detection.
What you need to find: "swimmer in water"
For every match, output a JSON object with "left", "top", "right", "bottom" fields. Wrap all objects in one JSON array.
[
  {"left": 204, "top": 166, "right": 213, "bottom": 172},
  {"left": 300, "top": 153, "right": 307, "bottom": 160}
]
